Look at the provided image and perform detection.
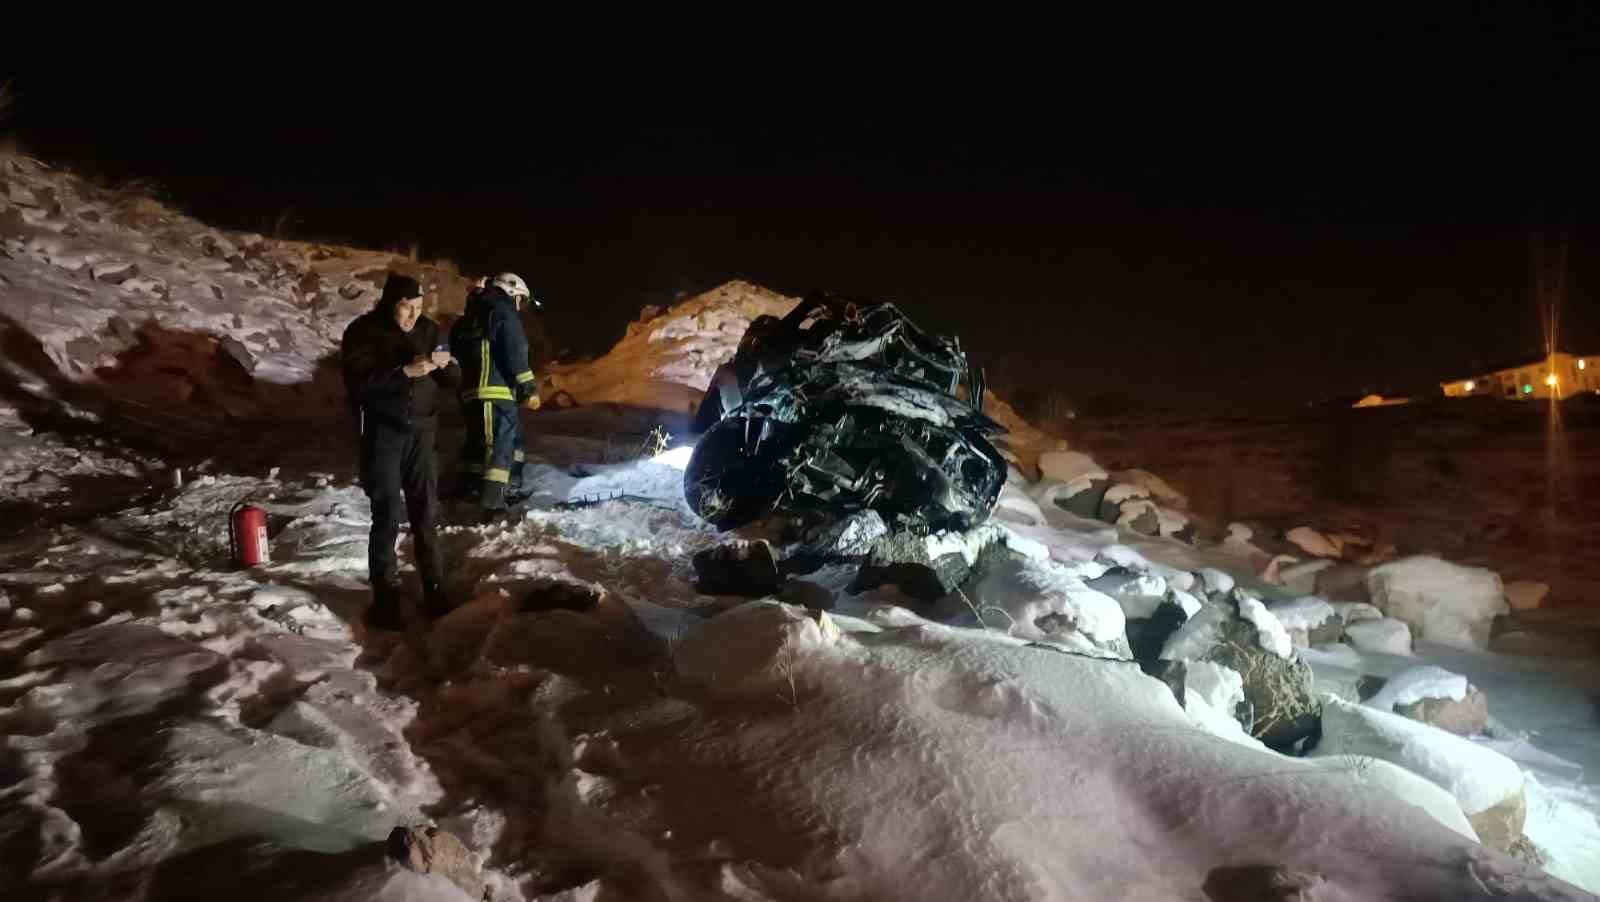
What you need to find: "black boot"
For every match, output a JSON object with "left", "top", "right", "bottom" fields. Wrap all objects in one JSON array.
[
  {"left": 423, "top": 584, "right": 454, "bottom": 621},
  {"left": 363, "top": 583, "right": 404, "bottom": 631}
]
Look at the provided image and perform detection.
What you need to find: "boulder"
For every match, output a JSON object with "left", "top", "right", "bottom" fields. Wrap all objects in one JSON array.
[
  {"left": 971, "top": 558, "right": 1129, "bottom": 658},
  {"left": 1086, "top": 571, "right": 1170, "bottom": 620},
  {"left": 517, "top": 578, "right": 597, "bottom": 614},
  {"left": 1346, "top": 618, "right": 1412, "bottom": 655},
  {"left": 1125, "top": 600, "right": 1191, "bottom": 666},
  {"left": 1184, "top": 661, "right": 1251, "bottom": 734},
  {"left": 1266, "top": 597, "right": 1342, "bottom": 649},
  {"left": 673, "top": 600, "right": 839, "bottom": 696},
  {"left": 91, "top": 260, "right": 139, "bottom": 284},
  {"left": 1504, "top": 581, "right": 1550, "bottom": 611},
  {"left": 388, "top": 825, "right": 485, "bottom": 900},
  {"left": 1048, "top": 476, "right": 1113, "bottom": 520},
  {"left": 1140, "top": 658, "right": 1186, "bottom": 707},
  {"left": 1366, "top": 556, "right": 1508, "bottom": 650},
  {"left": 1314, "top": 563, "right": 1372, "bottom": 603},
  {"left": 1285, "top": 526, "right": 1342, "bottom": 558},
  {"left": 1160, "top": 598, "right": 1319, "bottom": 750},
  {"left": 1098, "top": 483, "right": 1153, "bottom": 523},
  {"left": 1109, "top": 468, "right": 1188, "bottom": 509},
  {"left": 218, "top": 336, "right": 257, "bottom": 375},
  {"left": 855, "top": 525, "right": 1008, "bottom": 601},
  {"left": 1314, "top": 696, "right": 1525, "bottom": 849},
  {"left": 1396, "top": 687, "right": 1488, "bottom": 737},
  {"left": 1331, "top": 601, "right": 1383, "bottom": 625},
  {"left": 1276, "top": 559, "right": 1334, "bottom": 596},
  {"left": 806, "top": 511, "right": 888, "bottom": 558},
  {"left": 693, "top": 540, "right": 784, "bottom": 597},
  {"left": 1037, "top": 451, "right": 1105, "bottom": 484}
]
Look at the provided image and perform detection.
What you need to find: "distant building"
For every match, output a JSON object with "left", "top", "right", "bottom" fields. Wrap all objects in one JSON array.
[{"left": 1441, "top": 351, "right": 1600, "bottom": 401}]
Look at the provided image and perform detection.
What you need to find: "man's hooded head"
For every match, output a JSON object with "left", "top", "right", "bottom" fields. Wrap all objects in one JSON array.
[{"left": 379, "top": 273, "right": 424, "bottom": 333}]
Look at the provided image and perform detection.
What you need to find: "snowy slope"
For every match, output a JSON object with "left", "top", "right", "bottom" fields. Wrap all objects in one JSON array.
[{"left": 0, "top": 152, "right": 475, "bottom": 414}]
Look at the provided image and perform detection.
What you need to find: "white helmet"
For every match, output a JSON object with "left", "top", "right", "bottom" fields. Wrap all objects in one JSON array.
[{"left": 490, "top": 272, "right": 539, "bottom": 308}]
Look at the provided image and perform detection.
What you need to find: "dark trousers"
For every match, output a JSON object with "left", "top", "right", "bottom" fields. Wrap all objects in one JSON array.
[
  {"left": 460, "top": 400, "right": 527, "bottom": 509},
  {"left": 361, "top": 421, "right": 445, "bottom": 601}
]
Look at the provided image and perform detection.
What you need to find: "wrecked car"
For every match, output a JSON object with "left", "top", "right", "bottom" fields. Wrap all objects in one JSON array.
[{"left": 684, "top": 293, "right": 1008, "bottom": 533}]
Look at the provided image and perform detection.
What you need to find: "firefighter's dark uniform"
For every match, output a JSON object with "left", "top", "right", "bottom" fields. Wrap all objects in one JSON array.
[
  {"left": 340, "top": 279, "right": 458, "bottom": 621},
  {"left": 450, "top": 284, "right": 537, "bottom": 510}
]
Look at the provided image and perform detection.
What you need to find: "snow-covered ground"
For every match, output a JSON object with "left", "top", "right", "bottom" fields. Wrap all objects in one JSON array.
[
  {"left": 3, "top": 449, "right": 1597, "bottom": 900},
  {"left": 3, "top": 153, "right": 1598, "bottom": 901}
]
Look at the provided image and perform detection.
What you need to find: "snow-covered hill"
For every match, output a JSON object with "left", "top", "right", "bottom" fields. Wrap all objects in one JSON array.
[{"left": 0, "top": 152, "right": 475, "bottom": 419}]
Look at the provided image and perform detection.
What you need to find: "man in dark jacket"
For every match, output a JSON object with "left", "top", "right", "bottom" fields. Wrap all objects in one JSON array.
[
  {"left": 451, "top": 272, "right": 541, "bottom": 517},
  {"left": 340, "top": 273, "right": 458, "bottom": 630}
]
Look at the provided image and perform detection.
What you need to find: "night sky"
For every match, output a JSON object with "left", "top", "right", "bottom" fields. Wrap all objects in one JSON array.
[{"left": 9, "top": 19, "right": 1599, "bottom": 414}]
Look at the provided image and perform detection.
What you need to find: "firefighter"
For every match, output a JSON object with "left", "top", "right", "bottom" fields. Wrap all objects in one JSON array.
[
  {"left": 451, "top": 272, "right": 542, "bottom": 519},
  {"left": 340, "top": 273, "right": 458, "bottom": 630}
]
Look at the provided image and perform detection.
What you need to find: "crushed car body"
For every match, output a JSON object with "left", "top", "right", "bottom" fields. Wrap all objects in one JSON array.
[{"left": 684, "top": 293, "right": 1008, "bottom": 533}]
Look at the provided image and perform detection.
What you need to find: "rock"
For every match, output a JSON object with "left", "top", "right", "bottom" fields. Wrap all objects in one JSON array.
[
  {"left": 673, "top": 600, "right": 837, "bottom": 696},
  {"left": 1259, "top": 554, "right": 1303, "bottom": 586},
  {"left": 693, "top": 539, "right": 783, "bottom": 596},
  {"left": 152, "top": 721, "right": 401, "bottom": 852},
  {"left": 1276, "top": 559, "right": 1334, "bottom": 596},
  {"left": 1331, "top": 601, "right": 1383, "bottom": 624},
  {"left": 992, "top": 484, "right": 1048, "bottom": 528},
  {"left": 1110, "top": 468, "right": 1188, "bottom": 509},
  {"left": 1202, "top": 865, "right": 1325, "bottom": 902},
  {"left": 1315, "top": 564, "right": 1372, "bottom": 603},
  {"left": 1197, "top": 568, "right": 1236, "bottom": 596},
  {"left": 7, "top": 183, "right": 39, "bottom": 206},
  {"left": 1125, "top": 600, "right": 1191, "bottom": 665},
  {"left": 520, "top": 578, "right": 604, "bottom": 612},
  {"left": 803, "top": 510, "right": 888, "bottom": 559},
  {"left": 1037, "top": 450, "right": 1105, "bottom": 484},
  {"left": 1467, "top": 786, "right": 1527, "bottom": 854},
  {"left": 972, "top": 558, "right": 1129, "bottom": 657},
  {"left": 1346, "top": 617, "right": 1412, "bottom": 655},
  {"left": 1185, "top": 661, "right": 1251, "bottom": 733},
  {"left": 91, "top": 260, "right": 139, "bottom": 284},
  {"left": 1504, "top": 581, "right": 1550, "bottom": 611},
  {"left": 1086, "top": 571, "right": 1170, "bottom": 620},
  {"left": 1160, "top": 599, "right": 1320, "bottom": 751},
  {"left": 388, "top": 825, "right": 485, "bottom": 900},
  {"left": 1139, "top": 658, "right": 1187, "bottom": 707},
  {"left": 1366, "top": 556, "right": 1508, "bottom": 650},
  {"left": 1050, "top": 476, "right": 1112, "bottom": 519},
  {"left": 855, "top": 525, "right": 1007, "bottom": 601},
  {"left": 1285, "top": 526, "right": 1342, "bottom": 558},
  {"left": 1396, "top": 685, "right": 1488, "bottom": 737},
  {"left": 1507, "top": 833, "right": 1546, "bottom": 867},
  {"left": 1117, "top": 499, "right": 1161, "bottom": 536},
  {"left": 1098, "top": 482, "right": 1152, "bottom": 523},
  {"left": 1314, "top": 696, "right": 1525, "bottom": 844},
  {"left": 218, "top": 336, "right": 257, "bottom": 375},
  {"left": 1267, "top": 597, "right": 1342, "bottom": 648}
]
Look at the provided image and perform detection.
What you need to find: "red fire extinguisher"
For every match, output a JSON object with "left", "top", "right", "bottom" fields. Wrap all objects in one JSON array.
[{"left": 230, "top": 501, "right": 271, "bottom": 568}]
